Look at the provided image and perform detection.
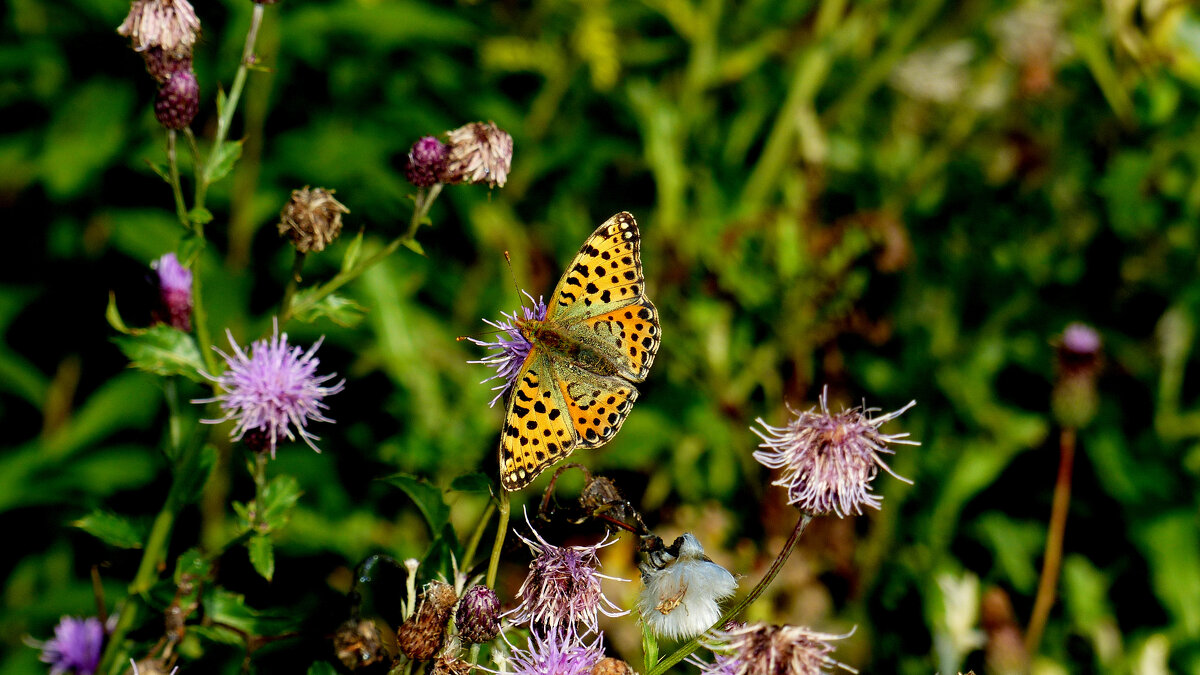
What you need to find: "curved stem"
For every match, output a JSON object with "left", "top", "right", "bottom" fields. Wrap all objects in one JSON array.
[
  {"left": 1026, "top": 427, "right": 1076, "bottom": 654},
  {"left": 647, "top": 513, "right": 812, "bottom": 675},
  {"left": 280, "top": 250, "right": 307, "bottom": 319},
  {"left": 485, "top": 490, "right": 511, "bottom": 590}
]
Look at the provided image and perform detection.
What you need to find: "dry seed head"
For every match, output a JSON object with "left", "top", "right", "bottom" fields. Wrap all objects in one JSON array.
[
  {"left": 117, "top": 0, "right": 201, "bottom": 57},
  {"left": 442, "top": 121, "right": 513, "bottom": 188},
  {"left": 333, "top": 618, "right": 388, "bottom": 670},
  {"left": 396, "top": 581, "right": 458, "bottom": 660},
  {"left": 277, "top": 186, "right": 349, "bottom": 253}
]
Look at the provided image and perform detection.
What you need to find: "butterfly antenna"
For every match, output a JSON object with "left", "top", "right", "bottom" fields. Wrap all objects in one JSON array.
[{"left": 503, "top": 250, "right": 526, "bottom": 311}]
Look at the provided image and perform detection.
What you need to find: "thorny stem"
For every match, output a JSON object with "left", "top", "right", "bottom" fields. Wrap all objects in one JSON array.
[
  {"left": 280, "top": 250, "right": 307, "bottom": 319},
  {"left": 166, "top": 131, "right": 189, "bottom": 229},
  {"left": 1026, "top": 427, "right": 1076, "bottom": 654},
  {"left": 485, "top": 489, "right": 511, "bottom": 590},
  {"left": 647, "top": 513, "right": 813, "bottom": 675}
]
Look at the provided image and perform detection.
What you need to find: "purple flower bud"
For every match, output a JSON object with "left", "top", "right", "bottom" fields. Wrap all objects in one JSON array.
[
  {"left": 405, "top": 136, "right": 447, "bottom": 188},
  {"left": 455, "top": 585, "right": 500, "bottom": 644},
  {"left": 142, "top": 47, "right": 192, "bottom": 84},
  {"left": 154, "top": 69, "right": 199, "bottom": 130},
  {"left": 151, "top": 253, "right": 192, "bottom": 331}
]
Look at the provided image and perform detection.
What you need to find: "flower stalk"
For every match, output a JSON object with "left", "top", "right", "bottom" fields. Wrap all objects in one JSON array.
[{"left": 1025, "top": 426, "right": 1075, "bottom": 654}]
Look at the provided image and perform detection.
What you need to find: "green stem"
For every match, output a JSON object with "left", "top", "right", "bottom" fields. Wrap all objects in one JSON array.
[
  {"left": 405, "top": 183, "right": 442, "bottom": 241},
  {"left": 164, "top": 378, "right": 183, "bottom": 456},
  {"left": 280, "top": 250, "right": 307, "bottom": 319},
  {"left": 463, "top": 500, "right": 497, "bottom": 573},
  {"left": 485, "top": 490, "right": 511, "bottom": 590},
  {"left": 190, "top": 249, "right": 219, "bottom": 376},
  {"left": 167, "top": 131, "right": 190, "bottom": 230},
  {"left": 647, "top": 513, "right": 812, "bottom": 675}
]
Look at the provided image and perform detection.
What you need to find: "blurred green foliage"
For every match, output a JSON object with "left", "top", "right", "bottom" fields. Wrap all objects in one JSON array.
[{"left": 6, "top": 0, "right": 1200, "bottom": 672}]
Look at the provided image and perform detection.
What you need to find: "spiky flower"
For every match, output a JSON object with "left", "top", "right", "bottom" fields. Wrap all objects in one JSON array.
[
  {"left": 277, "top": 186, "right": 350, "bottom": 254},
  {"left": 154, "top": 69, "right": 199, "bottom": 130},
  {"left": 752, "top": 388, "right": 917, "bottom": 517},
  {"left": 36, "top": 616, "right": 104, "bottom": 675},
  {"left": 117, "top": 0, "right": 200, "bottom": 57},
  {"left": 406, "top": 136, "right": 448, "bottom": 188},
  {"left": 443, "top": 121, "right": 513, "bottom": 188},
  {"left": 638, "top": 534, "right": 737, "bottom": 641},
  {"left": 700, "top": 623, "right": 856, "bottom": 675},
  {"left": 505, "top": 513, "right": 627, "bottom": 633},
  {"left": 396, "top": 581, "right": 458, "bottom": 661},
  {"left": 467, "top": 293, "right": 547, "bottom": 407},
  {"left": 456, "top": 585, "right": 500, "bottom": 644},
  {"left": 491, "top": 627, "right": 605, "bottom": 675},
  {"left": 151, "top": 252, "right": 192, "bottom": 331},
  {"left": 195, "top": 320, "right": 345, "bottom": 458}
]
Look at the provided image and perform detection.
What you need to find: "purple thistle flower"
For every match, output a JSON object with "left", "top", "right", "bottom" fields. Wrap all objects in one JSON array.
[
  {"left": 700, "top": 623, "right": 857, "bottom": 675},
  {"left": 36, "top": 616, "right": 104, "bottom": 675},
  {"left": 1061, "top": 322, "right": 1101, "bottom": 356},
  {"left": 151, "top": 252, "right": 192, "bottom": 331},
  {"left": 489, "top": 626, "right": 605, "bottom": 675},
  {"left": 505, "top": 511, "right": 628, "bottom": 634},
  {"left": 752, "top": 387, "right": 918, "bottom": 518},
  {"left": 467, "top": 292, "right": 547, "bottom": 408},
  {"left": 194, "top": 320, "right": 345, "bottom": 458},
  {"left": 405, "top": 136, "right": 447, "bottom": 188}
]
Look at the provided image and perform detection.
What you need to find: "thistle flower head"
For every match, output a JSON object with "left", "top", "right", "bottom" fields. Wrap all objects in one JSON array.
[
  {"left": 154, "top": 69, "right": 199, "bottom": 130},
  {"left": 489, "top": 626, "right": 606, "bottom": 675},
  {"left": 752, "top": 388, "right": 917, "bottom": 517},
  {"left": 467, "top": 293, "right": 547, "bottom": 407},
  {"left": 117, "top": 0, "right": 200, "bottom": 57},
  {"left": 700, "top": 623, "right": 857, "bottom": 675},
  {"left": 36, "top": 616, "right": 104, "bottom": 675},
  {"left": 151, "top": 253, "right": 192, "bottom": 331},
  {"left": 406, "top": 136, "right": 448, "bottom": 188},
  {"left": 194, "top": 320, "right": 345, "bottom": 458},
  {"left": 443, "top": 121, "right": 513, "bottom": 188},
  {"left": 456, "top": 585, "right": 501, "bottom": 644},
  {"left": 638, "top": 534, "right": 737, "bottom": 642},
  {"left": 505, "top": 512, "right": 628, "bottom": 633},
  {"left": 277, "top": 186, "right": 350, "bottom": 254}
]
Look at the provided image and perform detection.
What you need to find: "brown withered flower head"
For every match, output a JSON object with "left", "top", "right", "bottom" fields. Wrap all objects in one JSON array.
[
  {"left": 442, "top": 122, "right": 513, "bottom": 188},
  {"left": 333, "top": 618, "right": 388, "bottom": 671},
  {"left": 698, "top": 623, "right": 857, "bottom": 675},
  {"left": 396, "top": 581, "right": 457, "bottom": 661},
  {"left": 278, "top": 187, "right": 350, "bottom": 253},
  {"left": 117, "top": 0, "right": 201, "bottom": 58}
]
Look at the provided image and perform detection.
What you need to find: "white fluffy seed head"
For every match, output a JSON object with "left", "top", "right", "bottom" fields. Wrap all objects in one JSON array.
[{"left": 638, "top": 533, "right": 737, "bottom": 642}]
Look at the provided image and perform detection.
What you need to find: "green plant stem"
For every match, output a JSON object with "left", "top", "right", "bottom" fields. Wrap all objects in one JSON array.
[
  {"left": 485, "top": 490, "right": 511, "bottom": 590},
  {"left": 280, "top": 250, "right": 307, "bottom": 318},
  {"left": 1026, "top": 427, "right": 1076, "bottom": 655},
  {"left": 404, "top": 183, "right": 442, "bottom": 240},
  {"left": 463, "top": 500, "right": 497, "bottom": 573},
  {"left": 647, "top": 513, "right": 812, "bottom": 675},
  {"left": 166, "top": 131, "right": 190, "bottom": 229},
  {"left": 190, "top": 250, "right": 219, "bottom": 375}
]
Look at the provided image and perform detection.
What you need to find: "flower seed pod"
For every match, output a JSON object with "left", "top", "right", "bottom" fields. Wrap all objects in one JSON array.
[
  {"left": 442, "top": 121, "right": 513, "bottom": 188},
  {"left": 333, "top": 618, "right": 388, "bottom": 671},
  {"left": 154, "top": 69, "right": 199, "bottom": 130},
  {"left": 405, "top": 136, "right": 447, "bottom": 188},
  {"left": 396, "top": 581, "right": 457, "bottom": 661},
  {"left": 277, "top": 186, "right": 350, "bottom": 253},
  {"left": 455, "top": 585, "right": 500, "bottom": 644},
  {"left": 591, "top": 657, "right": 636, "bottom": 675}
]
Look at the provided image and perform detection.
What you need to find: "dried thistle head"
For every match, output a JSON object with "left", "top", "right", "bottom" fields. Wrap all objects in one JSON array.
[
  {"left": 442, "top": 121, "right": 513, "bottom": 188},
  {"left": 396, "top": 581, "right": 457, "bottom": 661},
  {"left": 117, "top": 0, "right": 201, "bottom": 58},
  {"left": 277, "top": 186, "right": 350, "bottom": 253},
  {"left": 333, "top": 618, "right": 388, "bottom": 670},
  {"left": 699, "top": 623, "right": 856, "bottom": 675}
]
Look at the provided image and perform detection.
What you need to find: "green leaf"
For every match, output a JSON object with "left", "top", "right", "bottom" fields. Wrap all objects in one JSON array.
[
  {"left": 187, "top": 206, "right": 213, "bottom": 226},
  {"left": 215, "top": 87, "right": 228, "bottom": 119},
  {"left": 401, "top": 238, "right": 425, "bottom": 256},
  {"left": 204, "top": 588, "right": 297, "bottom": 636},
  {"left": 190, "top": 624, "right": 244, "bottom": 646},
  {"left": 449, "top": 472, "right": 493, "bottom": 495},
  {"left": 72, "top": 510, "right": 146, "bottom": 549},
  {"left": 174, "top": 548, "right": 213, "bottom": 586},
  {"left": 382, "top": 473, "right": 449, "bottom": 533},
  {"left": 167, "top": 443, "right": 216, "bottom": 508},
  {"left": 112, "top": 325, "right": 205, "bottom": 382},
  {"left": 290, "top": 290, "right": 366, "bottom": 327},
  {"left": 340, "top": 229, "right": 364, "bottom": 273},
  {"left": 247, "top": 534, "right": 275, "bottom": 582},
  {"left": 204, "top": 139, "right": 243, "bottom": 184},
  {"left": 307, "top": 662, "right": 338, "bottom": 675},
  {"left": 106, "top": 291, "right": 136, "bottom": 335},
  {"left": 259, "top": 474, "right": 302, "bottom": 530}
]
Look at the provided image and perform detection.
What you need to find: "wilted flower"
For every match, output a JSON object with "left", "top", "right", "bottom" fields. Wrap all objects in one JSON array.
[
  {"left": 406, "top": 136, "right": 448, "bottom": 188},
  {"left": 443, "top": 121, "right": 513, "bottom": 188},
  {"left": 396, "top": 581, "right": 458, "bottom": 661},
  {"left": 456, "top": 585, "right": 501, "bottom": 644},
  {"left": 36, "top": 616, "right": 104, "bottom": 675},
  {"left": 333, "top": 618, "right": 388, "bottom": 670},
  {"left": 195, "top": 320, "right": 345, "bottom": 458},
  {"left": 505, "top": 513, "right": 627, "bottom": 633},
  {"left": 491, "top": 626, "right": 606, "bottom": 675},
  {"left": 467, "top": 293, "right": 547, "bottom": 407},
  {"left": 151, "top": 252, "right": 192, "bottom": 331},
  {"left": 638, "top": 534, "right": 737, "bottom": 641},
  {"left": 154, "top": 69, "right": 199, "bottom": 130},
  {"left": 117, "top": 0, "right": 201, "bottom": 57},
  {"left": 752, "top": 388, "right": 918, "bottom": 517},
  {"left": 700, "top": 623, "right": 856, "bottom": 675},
  {"left": 277, "top": 186, "right": 350, "bottom": 254}
]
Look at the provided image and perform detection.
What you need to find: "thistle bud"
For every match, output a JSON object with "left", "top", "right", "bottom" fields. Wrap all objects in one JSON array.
[
  {"left": 1051, "top": 323, "right": 1102, "bottom": 429},
  {"left": 592, "top": 658, "right": 636, "bottom": 675},
  {"left": 154, "top": 69, "right": 199, "bottom": 130},
  {"left": 396, "top": 581, "right": 457, "bottom": 661},
  {"left": 455, "top": 585, "right": 500, "bottom": 644},
  {"left": 443, "top": 122, "right": 513, "bottom": 188},
  {"left": 151, "top": 253, "right": 192, "bottom": 331},
  {"left": 277, "top": 186, "right": 349, "bottom": 253},
  {"left": 333, "top": 618, "right": 388, "bottom": 671},
  {"left": 142, "top": 47, "right": 192, "bottom": 84},
  {"left": 405, "top": 136, "right": 447, "bottom": 188}
]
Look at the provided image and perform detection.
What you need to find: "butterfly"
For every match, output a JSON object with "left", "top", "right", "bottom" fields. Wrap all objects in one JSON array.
[{"left": 498, "top": 212, "right": 660, "bottom": 491}]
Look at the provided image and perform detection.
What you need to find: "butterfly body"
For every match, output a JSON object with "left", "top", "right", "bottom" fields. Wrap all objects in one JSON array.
[{"left": 498, "top": 212, "right": 661, "bottom": 491}]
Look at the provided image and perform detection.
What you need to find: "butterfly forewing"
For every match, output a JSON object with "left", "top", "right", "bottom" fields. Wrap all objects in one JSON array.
[
  {"left": 499, "top": 350, "right": 579, "bottom": 491},
  {"left": 548, "top": 212, "right": 647, "bottom": 321}
]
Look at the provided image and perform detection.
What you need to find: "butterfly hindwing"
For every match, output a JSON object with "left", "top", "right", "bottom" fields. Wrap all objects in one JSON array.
[
  {"left": 549, "top": 212, "right": 646, "bottom": 321},
  {"left": 499, "top": 350, "right": 579, "bottom": 491},
  {"left": 578, "top": 301, "right": 660, "bottom": 382},
  {"left": 558, "top": 367, "right": 639, "bottom": 448}
]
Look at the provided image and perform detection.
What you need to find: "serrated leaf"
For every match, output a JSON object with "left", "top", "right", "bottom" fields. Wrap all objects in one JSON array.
[
  {"left": 382, "top": 473, "right": 449, "bottom": 533},
  {"left": 259, "top": 474, "right": 302, "bottom": 530},
  {"left": 247, "top": 534, "right": 275, "bottom": 581},
  {"left": 402, "top": 238, "right": 426, "bottom": 256},
  {"left": 290, "top": 290, "right": 366, "bottom": 327},
  {"left": 307, "top": 662, "right": 338, "bottom": 675},
  {"left": 106, "top": 292, "right": 137, "bottom": 335},
  {"left": 167, "top": 443, "right": 216, "bottom": 508},
  {"left": 341, "top": 229, "right": 364, "bottom": 273},
  {"left": 112, "top": 325, "right": 205, "bottom": 382},
  {"left": 203, "top": 139, "right": 243, "bottom": 184},
  {"left": 72, "top": 510, "right": 146, "bottom": 549},
  {"left": 144, "top": 159, "right": 170, "bottom": 183},
  {"left": 187, "top": 206, "right": 213, "bottom": 226},
  {"left": 449, "top": 472, "right": 493, "bottom": 495}
]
